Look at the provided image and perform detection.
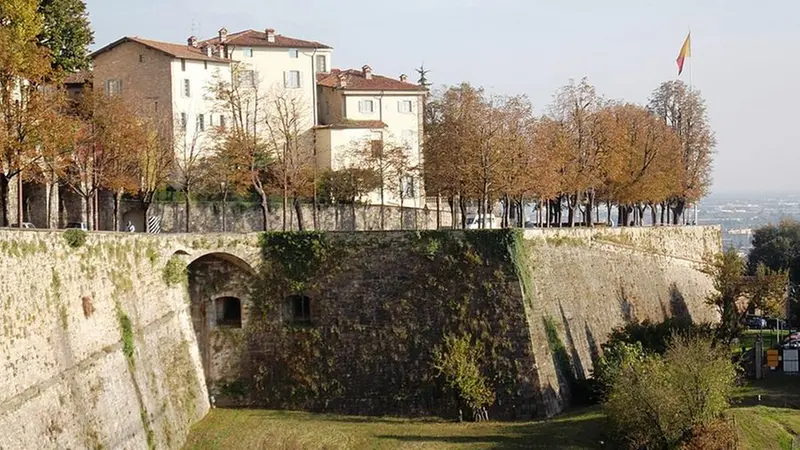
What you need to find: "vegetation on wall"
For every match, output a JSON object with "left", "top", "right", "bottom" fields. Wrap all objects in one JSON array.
[
  {"left": 163, "top": 256, "right": 188, "bottom": 286},
  {"left": 63, "top": 229, "right": 87, "bottom": 248},
  {"left": 432, "top": 332, "right": 495, "bottom": 418},
  {"left": 238, "top": 229, "right": 537, "bottom": 419}
]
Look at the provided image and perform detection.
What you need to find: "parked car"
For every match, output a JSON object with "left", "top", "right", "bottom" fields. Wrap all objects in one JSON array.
[
  {"left": 65, "top": 222, "right": 88, "bottom": 231},
  {"left": 745, "top": 315, "right": 767, "bottom": 329},
  {"left": 465, "top": 214, "right": 501, "bottom": 230},
  {"left": 9, "top": 222, "right": 35, "bottom": 229}
]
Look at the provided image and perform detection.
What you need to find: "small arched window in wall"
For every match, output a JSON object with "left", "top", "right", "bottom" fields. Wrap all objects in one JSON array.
[
  {"left": 216, "top": 297, "right": 242, "bottom": 328},
  {"left": 284, "top": 295, "right": 311, "bottom": 324}
]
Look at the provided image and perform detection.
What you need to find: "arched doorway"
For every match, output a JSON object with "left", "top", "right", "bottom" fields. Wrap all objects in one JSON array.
[{"left": 186, "top": 253, "right": 255, "bottom": 396}]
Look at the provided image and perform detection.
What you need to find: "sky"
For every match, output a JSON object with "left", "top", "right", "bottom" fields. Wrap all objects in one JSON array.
[{"left": 84, "top": 0, "right": 800, "bottom": 195}]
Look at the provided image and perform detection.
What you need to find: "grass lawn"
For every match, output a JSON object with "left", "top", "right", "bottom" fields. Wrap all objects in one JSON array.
[
  {"left": 184, "top": 375, "right": 800, "bottom": 450},
  {"left": 183, "top": 407, "right": 610, "bottom": 450}
]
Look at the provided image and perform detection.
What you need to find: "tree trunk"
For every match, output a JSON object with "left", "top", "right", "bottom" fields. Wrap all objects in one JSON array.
[
  {"left": 587, "top": 190, "right": 595, "bottom": 228},
  {"left": 650, "top": 203, "right": 657, "bottom": 227},
  {"left": 660, "top": 202, "right": 666, "bottom": 225},
  {"left": 259, "top": 197, "right": 269, "bottom": 231},
  {"left": 436, "top": 193, "right": 441, "bottom": 229},
  {"left": 294, "top": 197, "right": 304, "bottom": 231},
  {"left": 459, "top": 196, "right": 467, "bottom": 229},
  {"left": 141, "top": 200, "right": 151, "bottom": 232},
  {"left": 379, "top": 182, "right": 385, "bottom": 230},
  {"left": 448, "top": 195, "right": 455, "bottom": 229},
  {"left": 0, "top": 175, "right": 8, "bottom": 227},
  {"left": 82, "top": 195, "right": 91, "bottom": 230},
  {"left": 113, "top": 190, "right": 123, "bottom": 232},
  {"left": 184, "top": 190, "right": 191, "bottom": 233},
  {"left": 607, "top": 202, "right": 612, "bottom": 226}
]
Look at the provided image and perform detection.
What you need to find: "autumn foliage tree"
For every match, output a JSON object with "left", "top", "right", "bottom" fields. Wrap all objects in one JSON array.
[{"left": 423, "top": 77, "right": 715, "bottom": 229}]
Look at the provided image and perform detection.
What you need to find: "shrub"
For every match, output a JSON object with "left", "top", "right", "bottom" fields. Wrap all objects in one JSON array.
[
  {"left": 592, "top": 340, "right": 645, "bottom": 400},
  {"left": 163, "top": 256, "right": 187, "bottom": 286},
  {"left": 606, "top": 317, "right": 715, "bottom": 356},
  {"left": 604, "top": 335, "right": 737, "bottom": 449},
  {"left": 63, "top": 229, "right": 87, "bottom": 248},
  {"left": 432, "top": 333, "right": 494, "bottom": 418}
]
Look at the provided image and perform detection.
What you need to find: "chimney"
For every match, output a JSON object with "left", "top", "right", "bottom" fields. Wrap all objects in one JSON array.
[
  {"left": 362, "top": 64, "right": 372, "bottom": 80},
  {"left": 188, "top": 36, "right": 197, "bottom": 48},
  {"left": 205, "top": 46, "right": 212, "bottom": 57},
  {"left": 338, "top": 73, "right": 347, "bottom": 88},
  {"left": 218, "top": 27, "right": 228, "bottom": 43},
  {"left": 266, "top": 28, "right": 276, "bottom": 43},
  {"left": 399, "top": 74, "right": 408, "bottom": 83}
]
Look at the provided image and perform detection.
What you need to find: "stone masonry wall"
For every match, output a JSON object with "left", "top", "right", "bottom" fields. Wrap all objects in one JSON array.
[
  {"left": 0, "top": 230, "right": 261, "bottom": 450},
  {"left": 520, "top": 226, "right": 721, "bottom": 415}
]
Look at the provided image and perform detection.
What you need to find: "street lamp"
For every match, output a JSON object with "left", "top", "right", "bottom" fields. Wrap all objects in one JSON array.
[{"left": 221, "top": 181, "right": 227, "bottom": 233}]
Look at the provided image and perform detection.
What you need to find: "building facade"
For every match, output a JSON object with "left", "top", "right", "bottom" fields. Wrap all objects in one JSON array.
[{"left": 316, "top": 66, "right": 426, "bottom": 207}]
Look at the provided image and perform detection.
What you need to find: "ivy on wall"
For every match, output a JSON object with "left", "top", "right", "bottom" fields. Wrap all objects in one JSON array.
[{"left": 232, "top": 229, "right": 539, "bottom": 419}]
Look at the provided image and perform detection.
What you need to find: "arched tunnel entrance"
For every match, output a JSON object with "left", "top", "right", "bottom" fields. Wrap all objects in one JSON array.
[{"left": 186, "top": 252, "right": 255, "bottom": 398}]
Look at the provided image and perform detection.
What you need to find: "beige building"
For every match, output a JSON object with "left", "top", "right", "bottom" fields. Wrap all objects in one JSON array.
[
  {"left": 316, "top": 66, "right": 427, "bottom": 207},
  {"left": 90, "top": 29, "right": 427, "bottom": 209}
]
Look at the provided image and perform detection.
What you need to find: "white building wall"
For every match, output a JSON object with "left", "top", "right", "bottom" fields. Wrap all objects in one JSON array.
[
  {"left": 228, "top": 47, "right": 332, "bottom": 131},
  {"left": 340, "top": 92, "right": 425, "bottom": 207},
  {"left": 170, "top": 58, "right": 231, "bottom": 158}
]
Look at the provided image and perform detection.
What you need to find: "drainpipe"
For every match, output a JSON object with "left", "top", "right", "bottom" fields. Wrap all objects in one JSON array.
[{"left": 310, "top": 48, "right": 319, "bottom": 230}]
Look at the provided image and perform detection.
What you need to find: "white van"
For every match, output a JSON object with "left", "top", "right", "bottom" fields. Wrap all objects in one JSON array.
[{"left": 465, "top": 214, "right": 501, "bottom": 230}]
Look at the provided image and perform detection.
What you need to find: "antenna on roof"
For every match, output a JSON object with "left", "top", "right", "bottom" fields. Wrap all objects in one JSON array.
[{"left": 190, "top": 19, "right": 199, "bottom": 38}]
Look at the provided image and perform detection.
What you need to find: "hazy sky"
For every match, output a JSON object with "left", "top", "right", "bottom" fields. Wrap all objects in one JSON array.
[{"left": 84, "top": 0, "right": 800, "bottom": 194}]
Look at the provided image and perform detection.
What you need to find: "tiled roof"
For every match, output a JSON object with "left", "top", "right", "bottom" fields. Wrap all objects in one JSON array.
[
  {"left": 64, "top": 71, "right": 91, "bottom": 84},
  {"left": 320, "top": 120, "right": 387, "bottom": 129},
  {"left": 199, "top": 29, "right": 331, "bottom": 49},
  {"left": 91, "top": 36, "right": 230, "bottom": 63},
  {"left": 317, "top": 69, "right": 425, "bottom": 92}
]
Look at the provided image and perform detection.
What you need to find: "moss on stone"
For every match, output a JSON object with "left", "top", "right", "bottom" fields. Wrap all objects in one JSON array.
[{"left": 163, "top": 256, "right": 187, "bottom": 287}]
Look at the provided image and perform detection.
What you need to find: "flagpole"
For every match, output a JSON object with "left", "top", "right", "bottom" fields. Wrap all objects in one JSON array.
[{"left": 689, "top": 27, "right": 698, "bottom": 226}]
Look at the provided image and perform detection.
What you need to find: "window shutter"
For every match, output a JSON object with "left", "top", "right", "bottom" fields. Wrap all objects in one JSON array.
[
  {"left": 283, "top": 71, "right": 288, "bottom": 88},
  {"left": 299, "top": 71, "right": 303, "bottom": 88}
]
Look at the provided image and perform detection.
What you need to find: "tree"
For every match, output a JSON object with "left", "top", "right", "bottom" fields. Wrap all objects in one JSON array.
[
  {"left": 0, "top": 0, "right": 52, "bottom": 226},
  {"left": 549, "top": 77, "right": 604, "bottom": 227},
  {"left": 136, "top": 118, "right": 174, "bottom": 230},
  {"left": 172, "top": 116, "right": 208, "bottom": 232},
  {"left": 748, "top": 220, "right": 800, "bottom": 324},
  {"left": 345, "top": 133, "right": 409, "bottom": 229},
  {"left": 208, "top": 66, "right": 274, "bottom": 231},
  {"left": 604, "top": 335, "right": 736, "bottom": 449},
  {"left": 263, "top": 89, "right": 315, "bottom": 231},
  {"left": 703, "top": 248, "right": 787, "bottom": 344},
  {"left": 37, "top": 0, "right": 94, "bottom": 73},
  {"left": 432, "top": 333, "right": 494, "bottom": 421},
  {"left": 647, "top": 81, "right": 715, "bottom": 224}
]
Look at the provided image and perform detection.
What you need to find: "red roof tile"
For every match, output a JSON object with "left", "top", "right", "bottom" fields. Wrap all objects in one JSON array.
[
  {"left": 64, "top": 71, "right": 91, "bottom": 85},
  {"left": 199, "top": 29, "right": 331, "bottom": 49},
  {"left": 91, "top": 36, "right": 230, "bottom": 63},
  {"left": 317, "top": 69, "right": 425, "bottom": 92}
]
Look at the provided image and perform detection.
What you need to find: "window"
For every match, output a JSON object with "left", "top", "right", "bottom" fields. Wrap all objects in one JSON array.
[
  {"left": 284, "top": 295, "right": 311, "bottom": 323},
  {"left": 219, "top": 115, "right": 226, "bottom": 130},
  {"left": 183, "top": 79, "right": 191, "bottom": 97},
  {"left": 197, "top": 114, "right": 205, "bottom": 132},
  {"left": 401, "top": 175, "right": 416, "bottom": 198},
  {"left": 401, "top": 129, "right": 415, "bottom": 148},
  {"left": 358, "top": 99, "right": 374, "bottom": 113},
  {"left": 181, "top": 58, "right": 186, "bottom": 71},
  {"left": 238, "top": 70, "right": 255, "bottom": 89},
  {"left": 139, "top": 54, "right": 145, "bottom": 63},
  {"left": 105, "top": 79, "right": 122, "bottom": 96},
  {"left": 288, "top": 49, "right": 299, "bottom": 58},
  {"left": 284, "top": 70, "right": 301, "bottom": 88},
  {"left": 215, "top": 297, "right": 242, "bottom": 328},
  {"left": 180, "top": 113, "right": 187, "bottom": 131},
  {"left": 315, "top": 55, "right": 327, "bottom": 73},
  {"left": 398, "top": 100, "right": 413, "bottom": 113},
  {"left": 243, "top": 47, "right": 253, "bottom": 58}
]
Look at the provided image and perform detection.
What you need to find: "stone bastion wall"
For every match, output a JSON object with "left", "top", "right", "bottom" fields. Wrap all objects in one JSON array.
[{"left": 0, "top": 226, "right": 721, "bottom": 449}]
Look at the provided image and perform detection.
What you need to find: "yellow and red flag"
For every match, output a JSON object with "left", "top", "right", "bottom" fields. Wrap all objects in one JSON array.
[{"left": 676, "top": 33, "right": 691, "bottom": 75}]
